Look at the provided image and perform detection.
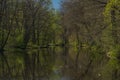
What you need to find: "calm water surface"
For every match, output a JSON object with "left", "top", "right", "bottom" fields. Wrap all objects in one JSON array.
[{"left": 0, "top": 47, "right": 107, "bottom": 80}]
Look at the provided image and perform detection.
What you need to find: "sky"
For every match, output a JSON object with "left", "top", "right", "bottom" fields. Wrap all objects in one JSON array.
[{"left": 52, "top": 0, "right": 60, "bottom": 9}]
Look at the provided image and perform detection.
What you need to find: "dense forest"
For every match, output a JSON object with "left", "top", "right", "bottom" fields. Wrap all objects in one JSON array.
[{"left": 0, "top": 0, "right": 120, "bottom": 80}]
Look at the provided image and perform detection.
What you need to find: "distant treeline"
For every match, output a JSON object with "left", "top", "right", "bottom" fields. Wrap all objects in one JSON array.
[{"left": 0, "top": 0, "right": 61, "bottom": 50}]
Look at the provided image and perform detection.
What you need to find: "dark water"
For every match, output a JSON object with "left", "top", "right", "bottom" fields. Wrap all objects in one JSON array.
[{"left": 0, "top": 47, "right": 107, "bottom": 80}]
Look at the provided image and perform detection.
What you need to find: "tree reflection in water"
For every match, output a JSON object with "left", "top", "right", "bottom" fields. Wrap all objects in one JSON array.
[{"left": 0, "top": 47, "right": 107, "bottom": 80}]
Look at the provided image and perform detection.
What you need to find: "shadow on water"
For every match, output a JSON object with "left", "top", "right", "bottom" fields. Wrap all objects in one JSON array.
[{"left": 0, "top": 47, "right": 108, "bottom": 80}]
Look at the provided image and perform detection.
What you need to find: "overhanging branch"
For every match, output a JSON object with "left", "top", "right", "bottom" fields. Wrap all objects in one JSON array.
[{"left": 92, "top": 0, "right": 107, "bottom": 5}]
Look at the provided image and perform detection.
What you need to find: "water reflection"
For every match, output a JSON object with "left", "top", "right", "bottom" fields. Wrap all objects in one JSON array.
[{"left": 0, "top": 47, "right": 107, "bottom": 80}]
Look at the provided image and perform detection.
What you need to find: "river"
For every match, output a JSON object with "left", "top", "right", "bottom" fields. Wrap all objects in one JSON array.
[{"left": 0, "top": 47, "right": 107, "bottom": 80}]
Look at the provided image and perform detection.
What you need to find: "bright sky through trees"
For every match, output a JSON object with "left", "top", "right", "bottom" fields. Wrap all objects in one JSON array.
[{"left": 52, "top": 0, "right": 60, "bottom": 9}]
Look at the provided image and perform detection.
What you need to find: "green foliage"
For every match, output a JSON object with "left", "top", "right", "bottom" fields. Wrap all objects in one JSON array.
[
  {"left": 107, "top": 45, "right": 120, "bottom": 59},
  {"left": 86, "top": 45, "right": 105, "bottom": 63},
  {"left": 9, "top": 33, "right": 24, "bottom": 48},
  {"left": 102, "top": 45, "right": 120, "bottom": 80},
  {"left": 104, "top": 0, "right": 120, "bottom": 46},
  {"left": 104, "top": 0, "right": 120, "bottom": 22},
  {"left": 16, "top": 34, "right": 24, "bottom": 46}
]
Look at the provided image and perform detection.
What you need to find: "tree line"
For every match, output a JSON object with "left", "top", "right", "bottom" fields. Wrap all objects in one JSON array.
[
  {"left": 60, "top": 0, "right": 120, "bottom": 79},
  {"left": 0, "top": 0, "right": 120, "bottom": 79},
  {"left": 0, "top": 0, "right": 62, "bottom": 51}
]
